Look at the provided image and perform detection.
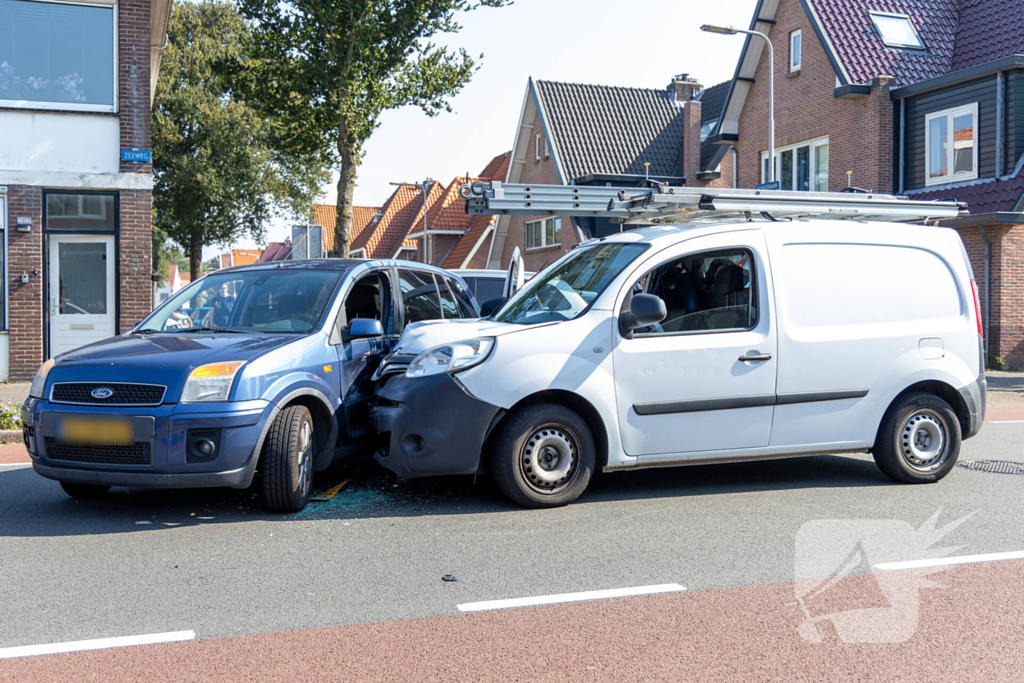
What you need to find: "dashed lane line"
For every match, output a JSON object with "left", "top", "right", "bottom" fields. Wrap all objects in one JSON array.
[
  {"left": 0, "top": 630, "right": 196, "bottom": 660},
  {"left": 457, "top": 583, "right": 687, "bottom": 613},
  {"left": 874, "top": 550, "right": 1024, "bottom": 571}
]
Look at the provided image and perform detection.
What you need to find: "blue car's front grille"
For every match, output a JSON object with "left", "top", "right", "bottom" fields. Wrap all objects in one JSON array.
[
  {"left": 50, "top": 383, "right": 166, "bottom": 406},
  {"left": 44, "top": 438, "right": 153, "bottom": 466}
]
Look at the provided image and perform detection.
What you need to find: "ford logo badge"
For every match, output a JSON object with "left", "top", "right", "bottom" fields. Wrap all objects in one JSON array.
[{"left": 90, "top": 387, "right": 114, "bottom": 400}]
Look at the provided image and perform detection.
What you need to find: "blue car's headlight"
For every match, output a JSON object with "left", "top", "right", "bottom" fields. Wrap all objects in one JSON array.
[
  {"left": 181, "top": 361, "right": 246, "bottom": 402},
  {"left": 405, "top": 339, "right": 494, "bottom": 379}
]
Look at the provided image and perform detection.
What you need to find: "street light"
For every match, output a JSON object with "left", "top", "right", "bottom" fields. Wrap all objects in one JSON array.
[
  {"left": 390, "top": 178, "right": 436, "bottom": 262},
  {"left": 701, "top": 24, "right": 775, "bottom": 183}
]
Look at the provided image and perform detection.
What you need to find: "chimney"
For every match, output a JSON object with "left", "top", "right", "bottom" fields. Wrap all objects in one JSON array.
[{"left": 668, "top": 73, "right": 702, "bottom": 104}]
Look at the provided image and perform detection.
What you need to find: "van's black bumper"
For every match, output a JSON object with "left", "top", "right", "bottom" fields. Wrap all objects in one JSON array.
[
  {"left": 370, "top": 373, "right": 501, "bottom": 478},
  {"left": 958, "top": 371, "right": 986, "bottom": 440}
]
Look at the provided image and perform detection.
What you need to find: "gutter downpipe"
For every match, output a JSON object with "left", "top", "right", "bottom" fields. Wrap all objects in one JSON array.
[
  {"left": 980, "top": 225, "right": 991, "bottom": 356},
  {"left": 732, "top": 147, "right": 738, "bottom": 188}
]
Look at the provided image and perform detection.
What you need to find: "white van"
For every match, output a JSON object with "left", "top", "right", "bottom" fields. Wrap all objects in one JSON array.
[{"left": 370, "top": 215, "right": 986, "bottom": 508}]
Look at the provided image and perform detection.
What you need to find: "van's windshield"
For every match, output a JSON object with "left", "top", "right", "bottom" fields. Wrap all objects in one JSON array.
[
  {"left": 138, "top": 269, "right": 344, "bottom": 334},
  {"left": 494, "top": 243, "right": 647, "bottom": 325}
]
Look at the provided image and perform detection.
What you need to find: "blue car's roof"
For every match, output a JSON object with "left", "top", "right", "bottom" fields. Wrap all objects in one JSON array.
[{"left": 212, "top": 258, "right": 459, "bottom": 277}]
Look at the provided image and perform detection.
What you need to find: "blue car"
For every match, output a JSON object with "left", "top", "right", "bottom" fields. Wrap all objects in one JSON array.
[{"left": 21, "top": 259, "right": 480, "bottom": 512}]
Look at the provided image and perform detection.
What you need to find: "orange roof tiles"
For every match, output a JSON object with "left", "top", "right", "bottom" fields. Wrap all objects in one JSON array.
[
  {"left": 314, "top": 204, "right": 378, "bottom": 253},
  {"left": 232, "top": 249, "right": 262, "bottom": 266},
  {"left": 353, "top": 182, "right": 443, "bottom": 259}
]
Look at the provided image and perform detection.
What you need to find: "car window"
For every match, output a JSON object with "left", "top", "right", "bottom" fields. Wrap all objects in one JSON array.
[
  {"left": 441, "top": 276, "right": 477, "bottom": 318},
  {"left": 631, "top": 248, "right": 757, "bottom": 335},
  {"left": 472, "top": 277, "right": 504, "bottom": 304},
  {"left": 343, "top": 271, "right": 390, "bottom": 333},
  {"left": 398, "top": 269, "right": 442, "bottom": 324}
]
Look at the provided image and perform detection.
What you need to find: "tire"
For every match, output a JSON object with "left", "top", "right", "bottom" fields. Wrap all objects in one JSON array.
[
  {"left": 873, "top": 392, "right": 961, "bottom": 484},
  {"left": 261, "top": 405, "right": 315, "bottom": 512},
  {"left": 491, "top": 403, "right": 596, "bottom": 508},
  {"left": 60, "top": 482, "right": 110, "bottom": 499}
]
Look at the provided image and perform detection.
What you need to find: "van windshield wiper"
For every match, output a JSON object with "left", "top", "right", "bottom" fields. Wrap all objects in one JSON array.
[{"left": 177, "top": 326, "right": 244, "bottom": 334}]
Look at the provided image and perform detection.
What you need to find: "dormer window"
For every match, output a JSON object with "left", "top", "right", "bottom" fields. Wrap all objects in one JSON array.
[
  {"left": 700, "top": 119, "right": 718, "bottom": 143},
  {"left": 869, "top": 11, "right": 925, "bottom": 50}
]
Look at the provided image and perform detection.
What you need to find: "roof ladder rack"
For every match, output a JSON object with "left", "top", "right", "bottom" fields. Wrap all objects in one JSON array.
[{"left": 460, "top": 181, "right": 968, "bottom": 224}]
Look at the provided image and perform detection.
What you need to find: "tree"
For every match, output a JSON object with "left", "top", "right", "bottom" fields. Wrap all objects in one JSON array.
[
  {"left": 152, "top": 225, "right": 190, "bottom": 285},
  {"left": 237, "top": 0, "right": 509, "bottom": 257},
  {"left": 153, "top": 0, "right": 329, "bottom": 280}
]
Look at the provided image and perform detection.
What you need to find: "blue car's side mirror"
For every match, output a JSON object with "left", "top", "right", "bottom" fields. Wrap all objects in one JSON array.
[{"left": 348, "top": 318, "right": 383, "bottom": 339}]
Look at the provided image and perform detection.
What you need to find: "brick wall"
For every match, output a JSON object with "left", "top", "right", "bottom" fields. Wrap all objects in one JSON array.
[
  {"left": 118, "top": 190, "right": 153, "bottom": 331},
  {"left": 731, "top": 0, "right": 894, "bottom": 193},
  {"left": 683, "top": 97, "right": 737, "bottom": 190},
  {"left": 119, "top": 0, "right": 153, "bottom": 175},
  {"left": 6, "top": 186, "right": 44, "bottom": 382},
  {"left": 498, "top": 114, "right": 581, "bottom": 273},
  {"left": 995, "top": 225, "right": 1024, "bottom": 367}
]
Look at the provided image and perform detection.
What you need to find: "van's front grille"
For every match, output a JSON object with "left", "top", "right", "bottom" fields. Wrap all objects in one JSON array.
[
  {"left": 50, "top": 383, "right": 166, "bottom": 406},
  {"left": 44, "top": 438, "right": 152, "bottom": 466},
  {"left": 372, "top": 353, "right": 416, "bottom": 380}
]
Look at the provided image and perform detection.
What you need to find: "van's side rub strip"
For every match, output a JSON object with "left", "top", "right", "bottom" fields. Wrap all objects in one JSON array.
[{"left": 634, "top": 389, "right": 869, "bottom": 416}]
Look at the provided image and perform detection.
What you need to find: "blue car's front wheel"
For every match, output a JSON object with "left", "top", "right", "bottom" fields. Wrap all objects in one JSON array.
[{"left": 261, "top": 405, "right": 315, "bottom": 512}]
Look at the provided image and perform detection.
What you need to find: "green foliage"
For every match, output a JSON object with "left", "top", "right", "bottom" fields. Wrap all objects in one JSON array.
[
  {"left": 0, "top": 403, "right": 21, "bottom": 431},
  {"left": 151, "top": 225, "right": 190, "bottom": 285},
  {"left": 237, "top": 0, "right": 510, "bottom": 256},
  {"left": 204, "top": 257, "right": 222, "bottom": 273},
  {"left": 153, "top": 0, "right": 329, "bottom": 280}
]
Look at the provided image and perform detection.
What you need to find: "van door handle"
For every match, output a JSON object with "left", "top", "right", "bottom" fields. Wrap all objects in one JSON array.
[{"left": 739, "top": 353, "right": 772, "bottom": 362}]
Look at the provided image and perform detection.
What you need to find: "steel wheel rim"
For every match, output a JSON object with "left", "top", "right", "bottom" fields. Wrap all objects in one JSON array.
[
  {"left": 900, "top": 409, "right": 948, "bottom": 472},
  {"left": 519, "top": 423, "right": 579, "bottom": 495},
  {"left": 298, "top": 421, "right": 313, "bottom": 496}
]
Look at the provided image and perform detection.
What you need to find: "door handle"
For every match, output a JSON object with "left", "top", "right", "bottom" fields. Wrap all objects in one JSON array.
[{"left": 739, "top": 353, "right": 772, "bottom": 362}]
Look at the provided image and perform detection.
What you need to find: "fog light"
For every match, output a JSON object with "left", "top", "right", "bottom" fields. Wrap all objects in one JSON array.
[{"left": 187, "top": 429, "right": 221, "bottom": 463}]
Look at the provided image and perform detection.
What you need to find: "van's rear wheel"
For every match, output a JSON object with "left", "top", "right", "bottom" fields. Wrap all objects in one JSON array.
[
  {"left": 492, "top": 403, "right": 595, "bottom": 508},
  {"left": 874, "top": 392, "right": 961, "bottom": 483},
  {"left": 262, "top": 405, "right": 315, "bottom": 512},
  {"left": 59, "top": 482, "right": 110, "bottom": 499}
]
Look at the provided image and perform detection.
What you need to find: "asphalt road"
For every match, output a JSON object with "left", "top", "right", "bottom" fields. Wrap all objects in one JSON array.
[{"left": 1, "top": 421, "right": 1022, "bottom": 658}]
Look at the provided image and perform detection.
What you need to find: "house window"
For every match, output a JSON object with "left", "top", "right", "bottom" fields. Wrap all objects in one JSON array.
[
  {"left": 535, "top": 133, "right": 541, "bottom": 161},
  {"left": 925, "top": 104, "right": 978, "bottom": 186},
  {"left": 790, "top": 30, "right": 802, "bottom": 72},
  {"left": 761, "top": 138, "right": 829, "bottom": 192},
  {"left": 45, "top": 193, "right": 116, "bottom": 231},
  {"left": 868, "top": 11, "right": 925, "bottom": 50},
  {"left": 525, "top": 217, "right": 561, "bottom": 250},
  {"left": 700, "top": 118, "right": 718, "bottom": 143},
  {"left": 0, "top": 0, "right": 117, "bottom": 112}
]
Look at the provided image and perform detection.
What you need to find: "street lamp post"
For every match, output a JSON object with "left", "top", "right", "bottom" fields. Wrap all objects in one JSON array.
[
  {"left": 701, "top": 24, "right": 775, "bottom": 183},
  {"left": 390, "top": 179, "right": 435, "bottom": 262}
]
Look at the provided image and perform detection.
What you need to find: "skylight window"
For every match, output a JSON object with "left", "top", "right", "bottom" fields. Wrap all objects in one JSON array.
[{"left": 869, "top": 11, "right": 925, "bottom": 50}]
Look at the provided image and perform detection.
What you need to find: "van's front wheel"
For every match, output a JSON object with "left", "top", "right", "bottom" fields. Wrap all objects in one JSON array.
[
  {"left": 492, "top": 403, "right": 595, "bottom": 508},
  {"left": 261, "top": 405, "right": 315, "bottom": 512},
  {"left": 874, "top": 392, "right": 961, "bottom": 483}
]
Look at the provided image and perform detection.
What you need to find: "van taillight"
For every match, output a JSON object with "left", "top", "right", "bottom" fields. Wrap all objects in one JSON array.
[{"left": 971, "top": 280, "right": 983, "bottom": 338}]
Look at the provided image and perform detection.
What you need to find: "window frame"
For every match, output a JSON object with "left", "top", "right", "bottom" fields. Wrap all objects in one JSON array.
[
  {"left": 925, "top": 103, "right": 979, "bottom": 187},
  {"left": 0, "top": 193, "right": 6, "bottom": 331},
  {"left": 760, "top": 136, "right": 829, "bottom": 191},
  {"left": 627, "top": 246, "right": 760, "bottom": 339},
  {"left": 524, "top": 217, "right": 561, "bottom": 251},
  {"left": 0, "top": 0, "right": 119, "bottom": 113},
  {"left": 396, "top": 267, "right": 444, "bottom": 329},
  {"left": 868, "top": 10, "right": 926, "bottom": 51},
  {"left": 790, "top": 30, "right": 802, "bottom": 72}
]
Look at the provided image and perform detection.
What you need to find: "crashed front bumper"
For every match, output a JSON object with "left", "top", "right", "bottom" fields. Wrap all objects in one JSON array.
[{"left": 369, "top": 372, "right": 501, "bottom": 479}]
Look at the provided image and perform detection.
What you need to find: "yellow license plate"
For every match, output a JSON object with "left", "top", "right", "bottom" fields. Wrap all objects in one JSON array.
[{"left": 56, "top": 417, "right": 135, "bottom": 446}]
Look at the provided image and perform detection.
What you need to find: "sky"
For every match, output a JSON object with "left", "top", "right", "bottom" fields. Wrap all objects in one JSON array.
[{"left": 205, "top": 0, "right": 758, "bottom": 259}]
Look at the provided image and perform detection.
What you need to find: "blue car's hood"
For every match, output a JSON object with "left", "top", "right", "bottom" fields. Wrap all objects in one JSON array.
[{"left": 46, "top": 333, "right": 300, "bottom": 401}]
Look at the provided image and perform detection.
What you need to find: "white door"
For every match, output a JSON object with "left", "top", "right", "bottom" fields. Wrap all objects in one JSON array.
[
  {"left": 502, "top": 246, "right": 525, "bottom": 299},
  {"left": 49, "top": 234, "right": 116, "bottom": 355},
  {"left": 612, "top": 230, "right": 778, "bottom": 456}
]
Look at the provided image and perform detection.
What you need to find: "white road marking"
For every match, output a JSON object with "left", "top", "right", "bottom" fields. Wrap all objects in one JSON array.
[
  {"left": 874, "top": 550, "right": 1024, "bottom": 571},
  {"left": 457, "top": 583, "right": 686, "bottom": 613},
  {"left": 985, "top": 420, "right": 1024, "bottom": 424},
  {"left": 0, "top": 463, "right": 30, "bottom": 469},
  {"left": 0, "top": 630, "right": 195, "bottom": 660}
]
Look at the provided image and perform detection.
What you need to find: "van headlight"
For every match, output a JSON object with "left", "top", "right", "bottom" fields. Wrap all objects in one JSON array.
[
  {"left": 181, "top": 361, "right": 246, "bottom": 402},
  {"left": 29, "top": 358, "right": 56, "bottom": 399},
  {"left": 405, "top": 339, "right": 494, "bottom": 378}
]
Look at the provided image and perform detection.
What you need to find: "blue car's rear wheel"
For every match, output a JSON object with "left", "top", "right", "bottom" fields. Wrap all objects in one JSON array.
[{"left": 262, "top": 405, "right": 315, "bottom": 512}]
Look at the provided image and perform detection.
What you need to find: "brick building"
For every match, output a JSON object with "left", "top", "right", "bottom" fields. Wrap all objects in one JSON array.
[
  {"left": 0, "top": 0, "right": 171, "bottom": 380},
  {"left": 702, "top": 0, "right": 1024, "bottom": 367},
  {"left": 489, "top": 76, "right": 731, "bottom": 273}
]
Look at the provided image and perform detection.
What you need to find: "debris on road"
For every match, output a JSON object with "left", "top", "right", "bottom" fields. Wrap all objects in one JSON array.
[{"left": 311, "top": 480, "right": 350, "bottom": 501}]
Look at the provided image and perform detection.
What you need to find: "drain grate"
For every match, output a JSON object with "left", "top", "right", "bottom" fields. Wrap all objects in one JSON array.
[{"left": 957, "top": 460, "right": 1024, "bottom": 475}]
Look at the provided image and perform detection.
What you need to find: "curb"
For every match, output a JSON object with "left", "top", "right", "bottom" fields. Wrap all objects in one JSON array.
[{"left": 0, "top": 430, "right": 23, "bottom": 444}]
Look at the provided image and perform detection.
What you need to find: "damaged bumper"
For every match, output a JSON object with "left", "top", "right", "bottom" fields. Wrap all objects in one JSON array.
[{"left": 370, "top": 372, "right": 501, "bottom": 478}]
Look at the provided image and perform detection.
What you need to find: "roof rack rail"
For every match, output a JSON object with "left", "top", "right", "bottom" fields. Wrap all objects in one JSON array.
[{"left": 460, "top": 181, "right": 968, "bottom": 224}]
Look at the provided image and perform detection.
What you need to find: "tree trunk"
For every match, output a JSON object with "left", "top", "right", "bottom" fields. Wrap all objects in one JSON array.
[
  {"left": 189, "top": 228, "right": 203, "bottom": 282},
  {"left": 333, "top": 122, "right": 358, "bottom": 258}
]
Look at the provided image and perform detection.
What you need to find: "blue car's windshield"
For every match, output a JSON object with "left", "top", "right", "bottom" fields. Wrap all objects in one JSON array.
[
  {"left": 494, "top": 242, "right": 648, "bottom": 325},
  {"left": 139, "top": 269, "right": 344, "bottom": 334}
]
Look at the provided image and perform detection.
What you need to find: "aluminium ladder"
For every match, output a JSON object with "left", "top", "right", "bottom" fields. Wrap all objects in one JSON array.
[{"left": 459, "top": 181, "right": 968, "bottom": 225}]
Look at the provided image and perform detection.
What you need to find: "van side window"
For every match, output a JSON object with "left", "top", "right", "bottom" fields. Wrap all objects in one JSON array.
[
  {"left": 398, "top": 269, "right": 443, "bottom": 324},
  {"left": 631, "top": 248, "right": 757, "bottom": 335},
  {"left": 441, "top": 276, "right": 477, "bottom": 318}
]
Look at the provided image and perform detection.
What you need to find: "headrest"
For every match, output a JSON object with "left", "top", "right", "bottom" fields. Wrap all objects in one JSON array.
[
  {"left": 347, "top": 284, "right": 379, "bottom": 316},
  {"left": 713, "top": 265, "right": 745, "bottom": 295}
]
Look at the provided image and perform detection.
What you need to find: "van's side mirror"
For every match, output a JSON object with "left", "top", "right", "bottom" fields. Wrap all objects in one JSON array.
[
  {"left": 480, "top": 297, "right": 506, "bottom": 317},
  {"left": 348, "top": 318, "right": 383, "bottom": 339},
  {"left": 620, "top": 294, "right": 667, "bottom": 334}
]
